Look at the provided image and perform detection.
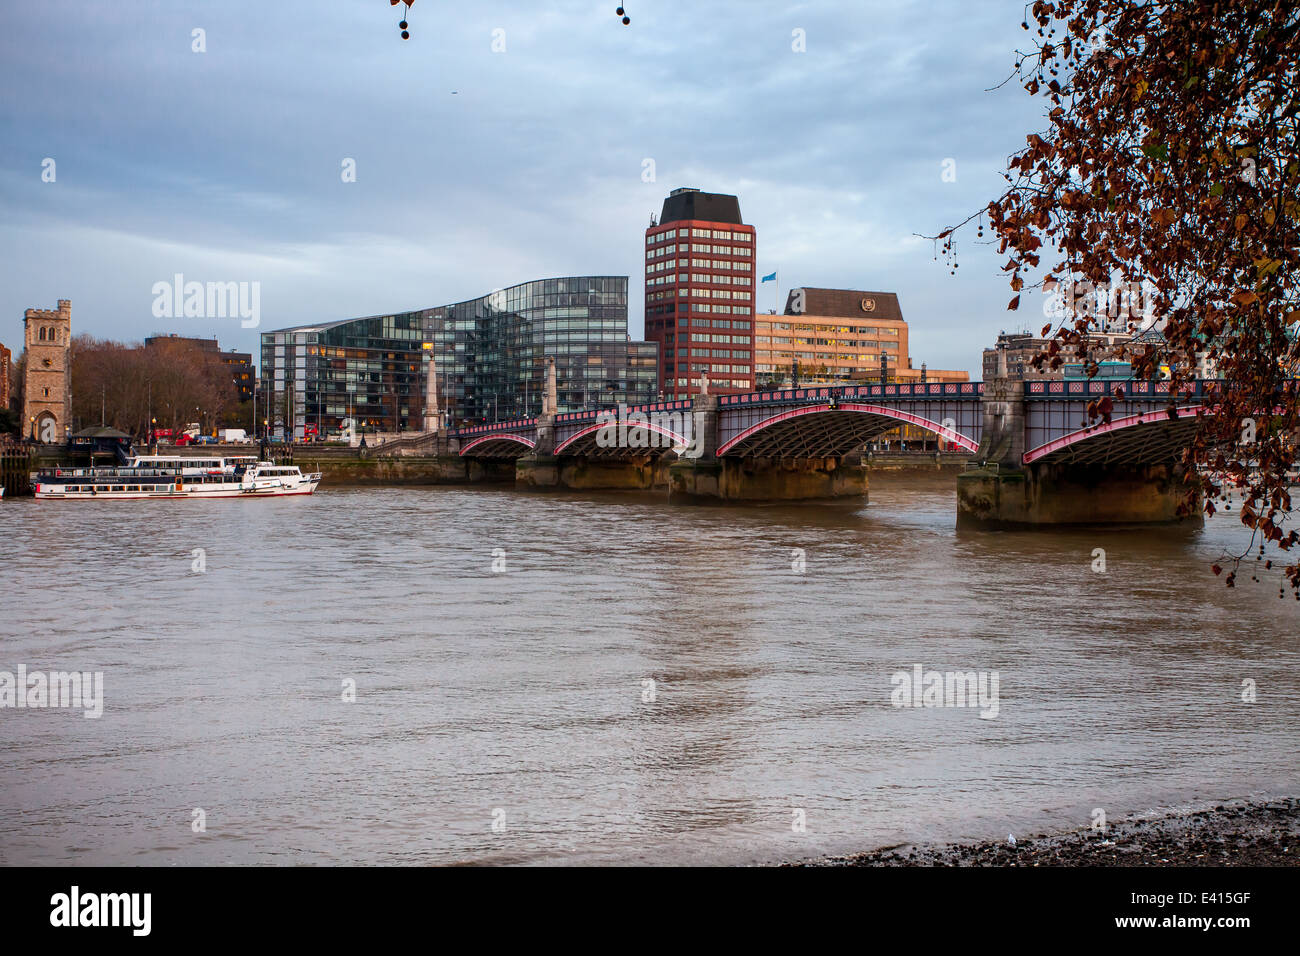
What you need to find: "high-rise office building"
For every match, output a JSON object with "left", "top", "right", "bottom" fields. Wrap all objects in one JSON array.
[
  {"left": 260, "top": 276, "right": 657, "bottom": 440},
  {"left": 644, "top": 188, "right": 755, "bottom": 398}
]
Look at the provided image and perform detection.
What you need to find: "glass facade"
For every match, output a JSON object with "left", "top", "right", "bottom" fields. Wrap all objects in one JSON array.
[{"left": 259, "top": 277, "right": 657, "bottom": 439}]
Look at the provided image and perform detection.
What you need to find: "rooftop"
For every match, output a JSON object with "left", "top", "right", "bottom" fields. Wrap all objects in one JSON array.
[{"left": 659, "top": 189, "right": 744, "bottom": 226}]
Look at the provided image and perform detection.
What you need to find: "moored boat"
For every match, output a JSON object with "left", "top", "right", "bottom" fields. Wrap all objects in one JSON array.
[{"left": 31, "top": 457, "right": 321, "bottom": 500}]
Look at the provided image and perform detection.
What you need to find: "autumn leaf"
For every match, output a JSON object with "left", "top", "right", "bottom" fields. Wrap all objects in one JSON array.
[{"left": 931, "top": 0, "right": 1300, "bottom": 594}]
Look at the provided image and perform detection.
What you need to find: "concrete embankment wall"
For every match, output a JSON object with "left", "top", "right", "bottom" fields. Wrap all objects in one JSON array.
[
  {"left": 2, "top": 442, "right": 972, "bottom": 496},
  {"left": 866, "top": 452, "right": 972, "bottom": 472},
  {"left": 294, "top": 454, "right": 514, "bottom": 486}
]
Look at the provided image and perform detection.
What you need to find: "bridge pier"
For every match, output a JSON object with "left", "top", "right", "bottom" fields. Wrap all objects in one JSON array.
[
  {"left": 957, "top": 346, "right": 1202, "bottom": 526},
  {"left": 667, "top": 391, "right": 869, "bottom": 502},
  {"left": 957, "top": 462, "right": 1200, "bottom": 527},
  {"left": 517, "top": 453, "right": 671, "bottom": 491},
  {"left": 668, "top": 454, "right": 868, "bottom": 503}
]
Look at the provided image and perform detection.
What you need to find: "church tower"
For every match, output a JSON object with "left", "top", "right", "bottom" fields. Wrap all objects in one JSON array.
[{"left": 22, "top": 299, "right": 72, "bottom": 442}]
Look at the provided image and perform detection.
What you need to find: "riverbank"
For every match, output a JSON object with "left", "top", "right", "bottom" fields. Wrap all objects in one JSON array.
[{"left": 797, "top": 798, "right": 1298, "bottom": 866}]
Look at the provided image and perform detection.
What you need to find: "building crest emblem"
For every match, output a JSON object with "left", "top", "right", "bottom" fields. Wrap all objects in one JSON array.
[{"left": 861, "top": 298, "right": 876, "bottom": 312}]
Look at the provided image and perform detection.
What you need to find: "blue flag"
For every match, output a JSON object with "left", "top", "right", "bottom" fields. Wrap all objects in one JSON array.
[{"left": 761, "top": 272, "right": 777, "bottom": 282}]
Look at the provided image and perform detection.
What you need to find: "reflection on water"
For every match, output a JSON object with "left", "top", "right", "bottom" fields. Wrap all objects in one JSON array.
[{"left": 0, "top": 473, "right": 1296, "bottom": 865}]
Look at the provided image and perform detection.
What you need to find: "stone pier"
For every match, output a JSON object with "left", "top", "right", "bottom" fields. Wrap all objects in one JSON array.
[
  {"left": 956, "top": 345, "right": 1199, "bottom": 526},
  {"left": 957, "top": 461, "right": 1199, "bottom": 527},
  {"left": 518, "top": 452, "right": 673, "bottom": 491},
  {"left": 666, "top": 390, "right": 868, "bottom": 502},
  {"left": 668, "top": 454, "right": 868, "bottom": 502}
]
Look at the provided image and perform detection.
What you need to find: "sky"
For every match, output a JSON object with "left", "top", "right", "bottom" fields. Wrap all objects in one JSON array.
[{"left": 0, "top": 0, "right": 1053, "bottom": 377}]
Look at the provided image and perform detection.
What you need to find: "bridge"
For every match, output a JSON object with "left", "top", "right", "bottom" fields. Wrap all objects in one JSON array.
[{"left": 436, "top": 362, "right": 1215, "bottom": 523}]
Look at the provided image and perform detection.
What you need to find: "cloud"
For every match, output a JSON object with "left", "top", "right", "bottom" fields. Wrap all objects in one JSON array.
[{"left": 0, "top": 0, "right": 1048, "bottom": 375}]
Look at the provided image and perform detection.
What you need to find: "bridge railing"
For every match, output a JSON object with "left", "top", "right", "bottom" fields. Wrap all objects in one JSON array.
[
  {"left": 1023, "top": 378, "right": 1221, "bottom": 400},
  {"left": 720, "top": 382, "right": 984, "bottom": 406},
  {"left": 553, "top": 399, "right": 692, "bottom": 427},
  {"left": 454, "top": 418, "right": 537, "bottom": 438},
  {"left": 452, "top": 400, "right": 696, "bottom": 438}
]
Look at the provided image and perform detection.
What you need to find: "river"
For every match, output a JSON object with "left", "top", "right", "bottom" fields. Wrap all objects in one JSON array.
[{"left": 1, "top": 473, "right": 1296, "bottom": 865}]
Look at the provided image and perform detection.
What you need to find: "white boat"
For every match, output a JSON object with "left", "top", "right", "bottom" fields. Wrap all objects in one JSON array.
[{"left": 31, "top": 457, "right": 321, "bottom": 500}]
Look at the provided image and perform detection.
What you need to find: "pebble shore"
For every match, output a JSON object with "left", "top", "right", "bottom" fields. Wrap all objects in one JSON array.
[{"left": 800, "top": 798, "right": 1299, "bottom": 866}]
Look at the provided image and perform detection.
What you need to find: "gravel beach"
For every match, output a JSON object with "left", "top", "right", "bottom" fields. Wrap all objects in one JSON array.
[{"left": 798, "top": 798, "right": 1299, "bottom": 866}]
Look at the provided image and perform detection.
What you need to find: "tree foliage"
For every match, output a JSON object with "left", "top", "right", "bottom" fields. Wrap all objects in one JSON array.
[
  {"left": 946, "top": 0, "right": 1299, "bottom": 591},
  {"left": 69, "top": 336, "right": 242, "bottom": 439}
]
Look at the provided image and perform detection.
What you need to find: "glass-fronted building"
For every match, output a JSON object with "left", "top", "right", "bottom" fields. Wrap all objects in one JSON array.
[{"left": 260, "top": 276, "right": 658, "bottom": 439}]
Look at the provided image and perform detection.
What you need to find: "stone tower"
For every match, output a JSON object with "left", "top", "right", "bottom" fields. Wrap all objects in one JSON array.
[{"left": 22, "top": 300, "right": 72, "bottom": 443}]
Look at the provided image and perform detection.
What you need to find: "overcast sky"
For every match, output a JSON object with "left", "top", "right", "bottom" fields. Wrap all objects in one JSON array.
[{"left": 0, "top": 0, "right": 1051, "bottom": 377}]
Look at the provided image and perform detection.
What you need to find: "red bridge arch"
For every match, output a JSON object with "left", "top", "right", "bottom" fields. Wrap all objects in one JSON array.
[
  {"left": 718, "top": 403, "right": 979, "bottom": 457},
  {"left": 1022, "top": 405, "right": 1205, "bottom": 466}
]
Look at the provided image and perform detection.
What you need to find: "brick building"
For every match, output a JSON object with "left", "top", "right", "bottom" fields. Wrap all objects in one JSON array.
[
  {"left": 0, "top": 341, "right": 11, "bottom": 411},
  {"left": 644, "top": 188, "right": 756, "bottom": 398}
]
